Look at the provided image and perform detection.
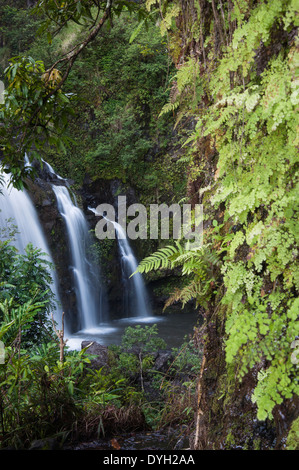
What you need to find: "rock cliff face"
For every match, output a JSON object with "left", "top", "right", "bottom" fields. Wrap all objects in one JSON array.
[{"left": 161, "top": 0, "right": 299, "bottom": 451}]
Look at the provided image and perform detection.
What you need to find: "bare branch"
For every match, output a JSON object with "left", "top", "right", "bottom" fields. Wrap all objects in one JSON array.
[{"left": 51, "top": 312, "right": 67, "bottom": 363}]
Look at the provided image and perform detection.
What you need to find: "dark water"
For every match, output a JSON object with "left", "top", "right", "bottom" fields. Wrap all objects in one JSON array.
[
  {"left": 68, "top": 428, "right": 190, "bottom": 451},
  {"left": 66, "top": 310, "right": 200, "bottom": 350}
]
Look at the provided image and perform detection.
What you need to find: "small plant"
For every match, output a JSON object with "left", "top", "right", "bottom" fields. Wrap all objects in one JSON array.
[
  {"left": 119, "top": 324, "right": 167, "bottom": 391},
  {"left": 170, "top": 335, "right": 203, "bottom": 378}
]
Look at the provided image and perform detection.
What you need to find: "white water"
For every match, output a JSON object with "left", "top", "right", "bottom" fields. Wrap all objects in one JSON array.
[
  {"left": 113, "top": 220, "right": 151, "bottom": 318},
  {"left": 52, "top": 185, "right": 106, "bottom": 331},
  {"left": 0, "top": 157, "right": 152, "bottom": 348},
  {"left": 0, "top": 170, "right": 63, "bottom": 326},
  {"left": 89, "top": 207, "right": 151, "bottom": 318},
  {"left": 41, "top": 159, "right": 65, "bottom": 181}
]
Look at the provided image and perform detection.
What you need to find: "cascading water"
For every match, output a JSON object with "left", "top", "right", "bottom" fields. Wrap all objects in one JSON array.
[
  {"left": 0, "top": 170, "right": 63, "bottom": 327},
  {"left": 89, "top": 207, "right": 151, "bottom": 319},
  {"left": 52, "top": 185, "right": 106, "bottom": 331},
  {"left": 113, "top": 220, "right": 152, "bottom": 318},
  {"left": 0, "top": 161, "right": 196, "bottom": 350},
  {"left": 41, "top": 159, "right": 65, "bottom": 181}
]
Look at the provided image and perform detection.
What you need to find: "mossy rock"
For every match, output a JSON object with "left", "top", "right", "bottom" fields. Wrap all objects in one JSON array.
[{"left": 287, "top": 416, "right": 299, "bottom": 450}]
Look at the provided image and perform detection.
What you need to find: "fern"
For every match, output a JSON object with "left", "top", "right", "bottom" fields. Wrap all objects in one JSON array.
[
  {"left": 145, "top": 0, "right": 157, "bottom": 12},
  {"left": 132, "top": 240, "right": 183, "bottom": 274},
  {"left": 0, "top": 298, "right": 46, "bottom": 345},
  {"left": 163, "top": 276, "right": 213, "bottom": 311},
  {"left": 159, "top": 100, "right": 179, "bottom": 118},
  {"left": 133, "top": 241, "right": 220, "bottom": 309},
  {"left": 160, "top": 3, "right": 181, "bottom": 37},
  {"left": 163, "top": 283, "right": 198, "bottom": 310},
  {"left": 143, "top": 0, "right": 298, "bottom": 428}
]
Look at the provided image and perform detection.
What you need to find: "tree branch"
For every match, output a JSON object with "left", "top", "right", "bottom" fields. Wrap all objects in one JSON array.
[{"left": 19, "top": 2, "right": 113, "bottom": 155}]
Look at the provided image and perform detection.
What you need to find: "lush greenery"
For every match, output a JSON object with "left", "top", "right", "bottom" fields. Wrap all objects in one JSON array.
[
  {"left": 0, "top": 225, "right": 56, "bottom": 347},
  {"left": 0, "top": 0, "right": 298, "bottom": 450},
  {"left": 0, "top": 0, "right": 185, "bottom": 204},
  {"left": 137, "top": 0, "right": 298, "bottom": 427},
  {"left": 0, "top": 255, "right": 199, "bottom": 447}
]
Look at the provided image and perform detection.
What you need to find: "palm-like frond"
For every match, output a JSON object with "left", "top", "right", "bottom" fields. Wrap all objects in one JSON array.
[
  {"left": 133, "top": 240, "right": 221, "bottom": 309},
  {"left": 131, "top": 240, "right": 184, "bottom": 275}
]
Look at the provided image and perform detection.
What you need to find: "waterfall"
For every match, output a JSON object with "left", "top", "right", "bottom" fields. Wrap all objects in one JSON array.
[
  {"left": 115, "top": 221, "right": 151, "bottom": 318},
  {"left": 89, "top": 207, "right": 151, "bottom": 319},
  {"left": 52, "top": 185, "right": 106, "bottom": 331},
  {"left": 0, "top": 170, "right": 63, "bottom": 327},
  {"left": 41, "top": 159, "right": 65, "bottom": 181}
]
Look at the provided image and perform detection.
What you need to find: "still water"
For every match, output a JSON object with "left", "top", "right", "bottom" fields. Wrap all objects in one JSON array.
[{"left": 66, "top": 310, "right": 201, "bottom": 351}]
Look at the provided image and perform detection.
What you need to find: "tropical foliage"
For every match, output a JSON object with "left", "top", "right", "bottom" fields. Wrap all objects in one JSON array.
[
  {"left": 0, "top": 232, "right": 56, "bottom": 346},
  {"left": 137, "top": 0, "right": 299, "bottom": 423},
  {"left": 0, "top": 0, "right": 298, "bottom": 450}
]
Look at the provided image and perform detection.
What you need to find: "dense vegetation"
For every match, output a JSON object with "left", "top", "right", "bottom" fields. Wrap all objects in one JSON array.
[
  {"left": 0, "top": 0, "right": 298, "bottom": 451},
  {"left": 0, "top": 233, "right": 200, "bottom": 447},
  {"left": 141, "top": 0, "right": 299, "bottom": 420}
]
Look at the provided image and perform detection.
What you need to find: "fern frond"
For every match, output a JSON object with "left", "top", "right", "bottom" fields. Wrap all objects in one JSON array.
[
  {"left": 132, "top": 240, "right": 221, "bottom": 312},
  {"left": 131, "top": 243, "right": 182, "bottom": 275},
  {"left": 163, "top": 272, "right": 215, "bottom": 311},
  {"left": 158, "top": 100, "right": 179, "bottom": 118},
  {"left": 133, "top": 242, "right": 220, "bottom": 278},
  {"left": 163, "top": 279, "right": 204, "bottom": 311}
]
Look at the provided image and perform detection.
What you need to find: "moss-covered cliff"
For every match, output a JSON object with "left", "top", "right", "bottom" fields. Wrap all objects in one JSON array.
[{"left": 147, "top": 0, "right": 298, "bottom": 450}]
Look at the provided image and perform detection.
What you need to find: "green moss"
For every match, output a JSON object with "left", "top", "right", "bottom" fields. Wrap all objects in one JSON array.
[
  {"left": 287, "top": 417, "right": 299, "bottom": 450},
  {"left": 225, "top": 431, "right": 236, "bottom": 448},
  {"left": 253, "top": 438, "right": 262, "bottom": 450}
]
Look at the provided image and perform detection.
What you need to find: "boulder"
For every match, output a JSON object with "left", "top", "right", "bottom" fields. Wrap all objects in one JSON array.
[
  {"left": 29, "top": 438, "right": 60, "bottom": 450},
  {"left": 154, "top": 350, "right": 173, "bottom": 373},
  {"left": 81, "top": 341, "right": 109, "bottom": 370}
]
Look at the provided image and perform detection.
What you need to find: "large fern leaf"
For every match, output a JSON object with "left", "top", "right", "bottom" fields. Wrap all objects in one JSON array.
[
  {"left": 133, "top": 241, "right": 220, "bottom": 310},
  {"left": 131, "top": 241, "right": 184, "bottom": 275}
]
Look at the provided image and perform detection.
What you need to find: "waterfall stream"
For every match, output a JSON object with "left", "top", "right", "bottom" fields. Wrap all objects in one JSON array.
[
  {"left": 52, "top": 185, "right": 106, "bottom": 332},
  {"left": 0, "top": 160, "right": 156, "bottom": 349},
  {"left": 0, "top": 170, "right": 63, "bottom": 327},
  {"left": 110, "top": 219, "right": 152, "bottom": 319},
  {"left": 89, "top": 208, "right": 152, "bottom": 319}
]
